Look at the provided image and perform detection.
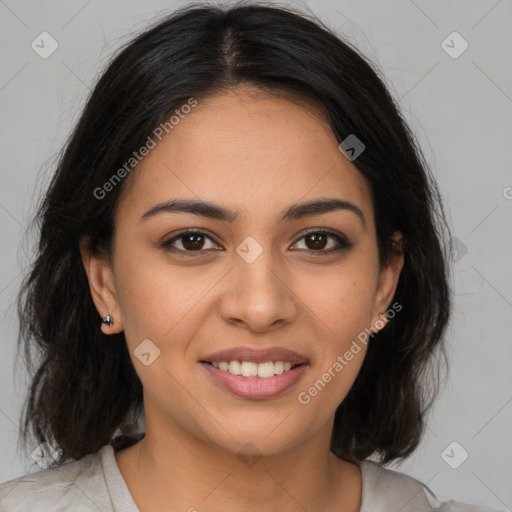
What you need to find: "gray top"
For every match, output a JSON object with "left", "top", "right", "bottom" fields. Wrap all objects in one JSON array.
[{"left": 0, "top": 444, "right": 507, "bottom": 512}]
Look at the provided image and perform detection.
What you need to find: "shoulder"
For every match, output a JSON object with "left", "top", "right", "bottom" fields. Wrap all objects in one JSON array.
[
  {"left": 360, "top": 460, "right": 509, "bottom": 512},
  {"left": 0, "top": 446, "right": 112, "bottom": 512}
]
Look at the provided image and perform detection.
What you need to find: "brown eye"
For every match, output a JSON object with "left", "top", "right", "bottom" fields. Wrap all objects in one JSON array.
[
  {"left": 292, "top": 230, "right": 353, "bottom": 255},
  {"left": 304, "top": 233, "right": 329, "bottom": 251},
  {"left": 180, "top": 233, "right": 207, "bottom": 250},
  {"left": 161, "top": 229, "right": 353, "bottom": 256},
  {"left": 162, "top": 230, "right": 219, "bottom": 253}
]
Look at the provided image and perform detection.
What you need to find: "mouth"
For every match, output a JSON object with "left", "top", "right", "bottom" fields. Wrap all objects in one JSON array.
[
  {"left": 199, "top": 359, "right": 308, "bottom": 400},
  {"left": 200, "top": 360, "right": 305, "bottom": 378},
  {"left": 199, "top": 346, "right": 309, "bottom": 399}
]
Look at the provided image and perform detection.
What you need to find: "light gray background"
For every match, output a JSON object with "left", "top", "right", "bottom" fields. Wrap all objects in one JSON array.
[{"left": 1, "top": 0, "right": 511, "bottom": 509}]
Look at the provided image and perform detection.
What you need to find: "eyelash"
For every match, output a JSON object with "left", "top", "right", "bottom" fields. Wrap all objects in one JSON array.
[{"left": 161, "top": 228, "right": 353, "bottom": 256}]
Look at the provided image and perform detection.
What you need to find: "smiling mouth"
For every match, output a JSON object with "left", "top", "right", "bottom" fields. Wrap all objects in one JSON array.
[{"left": 201, "top": 360, "right": 305, "bottom": 378}]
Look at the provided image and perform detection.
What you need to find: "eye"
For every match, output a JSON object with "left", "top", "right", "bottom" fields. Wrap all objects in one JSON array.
[
  {"left": 161, "top": 229, "right": 220, "bottom": 254},
  {"left": 291, "top": 229, "right": 353, "bottom": 255},
  {"left": 161, "top": 228, "right": 353, "bottom": 256}
]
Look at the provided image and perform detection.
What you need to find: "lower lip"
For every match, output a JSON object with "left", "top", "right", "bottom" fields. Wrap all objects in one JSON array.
[{"left": 200, "top": 362, "right": 308, "bottom": 399}]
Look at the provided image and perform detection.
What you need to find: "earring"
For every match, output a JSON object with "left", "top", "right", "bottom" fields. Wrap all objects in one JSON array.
[
  {"left": 102, "top": 315, "right": 114, "bottom": 326},
  {"left": 379, "top": 311, "right": 386, "bottom": 318}
]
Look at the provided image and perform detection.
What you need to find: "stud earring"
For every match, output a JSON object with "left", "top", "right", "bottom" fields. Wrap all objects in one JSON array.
[{"left": 102, "top": 315, "right": 114, "bottom": 326}]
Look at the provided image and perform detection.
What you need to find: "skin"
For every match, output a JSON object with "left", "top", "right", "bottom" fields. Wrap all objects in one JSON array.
[{"left": 80, "top": 86, "right": 404, "bottom": 512}]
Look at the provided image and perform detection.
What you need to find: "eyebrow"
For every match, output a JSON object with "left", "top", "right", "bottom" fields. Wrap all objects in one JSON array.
[{"left": 141, "top": 197, "right": 365, "bottom": 227}]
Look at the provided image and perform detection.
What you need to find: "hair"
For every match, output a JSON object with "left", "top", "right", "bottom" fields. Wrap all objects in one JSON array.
[{"left": 16, "top": 1, "right": 452, "bottom": 467}]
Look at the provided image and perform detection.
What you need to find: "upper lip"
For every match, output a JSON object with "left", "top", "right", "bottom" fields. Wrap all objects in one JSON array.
[{"left": 201, "top": 346, "right": 309, "bottom": 365}]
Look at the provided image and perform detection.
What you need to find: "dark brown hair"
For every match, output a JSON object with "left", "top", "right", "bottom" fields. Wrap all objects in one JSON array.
[{"left": 16, "top": 2, "right": 451, "bottom": 467}]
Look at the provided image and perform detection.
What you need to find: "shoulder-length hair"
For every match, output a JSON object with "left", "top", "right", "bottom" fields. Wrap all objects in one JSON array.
[{"left": 17, "top": 2, "right": 451, "bottom": 466}]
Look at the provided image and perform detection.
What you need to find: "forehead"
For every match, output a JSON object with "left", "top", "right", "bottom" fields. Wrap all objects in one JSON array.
[{"left": 117, "top": 87, "right": 374, "bottom": 224}]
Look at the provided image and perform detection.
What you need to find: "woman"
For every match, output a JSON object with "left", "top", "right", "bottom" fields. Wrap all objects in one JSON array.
[{"left": 0, "top": 3, "right": 505, "bottom": 511}]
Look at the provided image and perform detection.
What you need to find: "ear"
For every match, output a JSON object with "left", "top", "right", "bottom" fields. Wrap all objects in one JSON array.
[
  {"left": 79, "top": 236, "right": 123, "bottom": 335},
  {"left": 370, "top": 231, "right": 404, "bottom": 330}
]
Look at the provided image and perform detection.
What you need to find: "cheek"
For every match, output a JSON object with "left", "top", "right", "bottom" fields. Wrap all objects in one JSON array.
[
  {"left": 112, "top": 248, "right": 210, "bottom": 408},
  {"left": 292, "top": 258, "right": 377, "bottom": 406},
  {"left": 113, "top": 244, "right": 209, "bottom": 348},
  {"left": 296, "top": 263, "right": 378, "bottom": 344}
]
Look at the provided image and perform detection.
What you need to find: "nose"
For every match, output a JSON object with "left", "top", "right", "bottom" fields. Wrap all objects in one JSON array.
[{"left": 218, "top": 248, "right": 298, "bottom": 332}]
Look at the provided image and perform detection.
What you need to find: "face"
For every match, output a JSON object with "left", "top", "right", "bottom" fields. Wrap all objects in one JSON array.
[{"left": 82, "top": 86, "right": 403, "bottom": 458}]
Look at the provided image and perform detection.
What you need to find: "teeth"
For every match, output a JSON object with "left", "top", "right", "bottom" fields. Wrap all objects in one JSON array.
[
  {"left": 210, "top": 360, "right": 298, "bottom": 378},
  {"left": 257, "top": 361, "right": 274, "bottom": 378},
  {"left": 228, "top": 360, "right": 241, "bottom": 375},
  {"left": 241, "top": 361, "right": 258, "bottom": 377}
]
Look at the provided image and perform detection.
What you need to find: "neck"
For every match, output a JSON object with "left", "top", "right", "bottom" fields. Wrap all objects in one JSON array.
[{"left": 115, "top": 416, "right": 362, "bottom": 512}]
